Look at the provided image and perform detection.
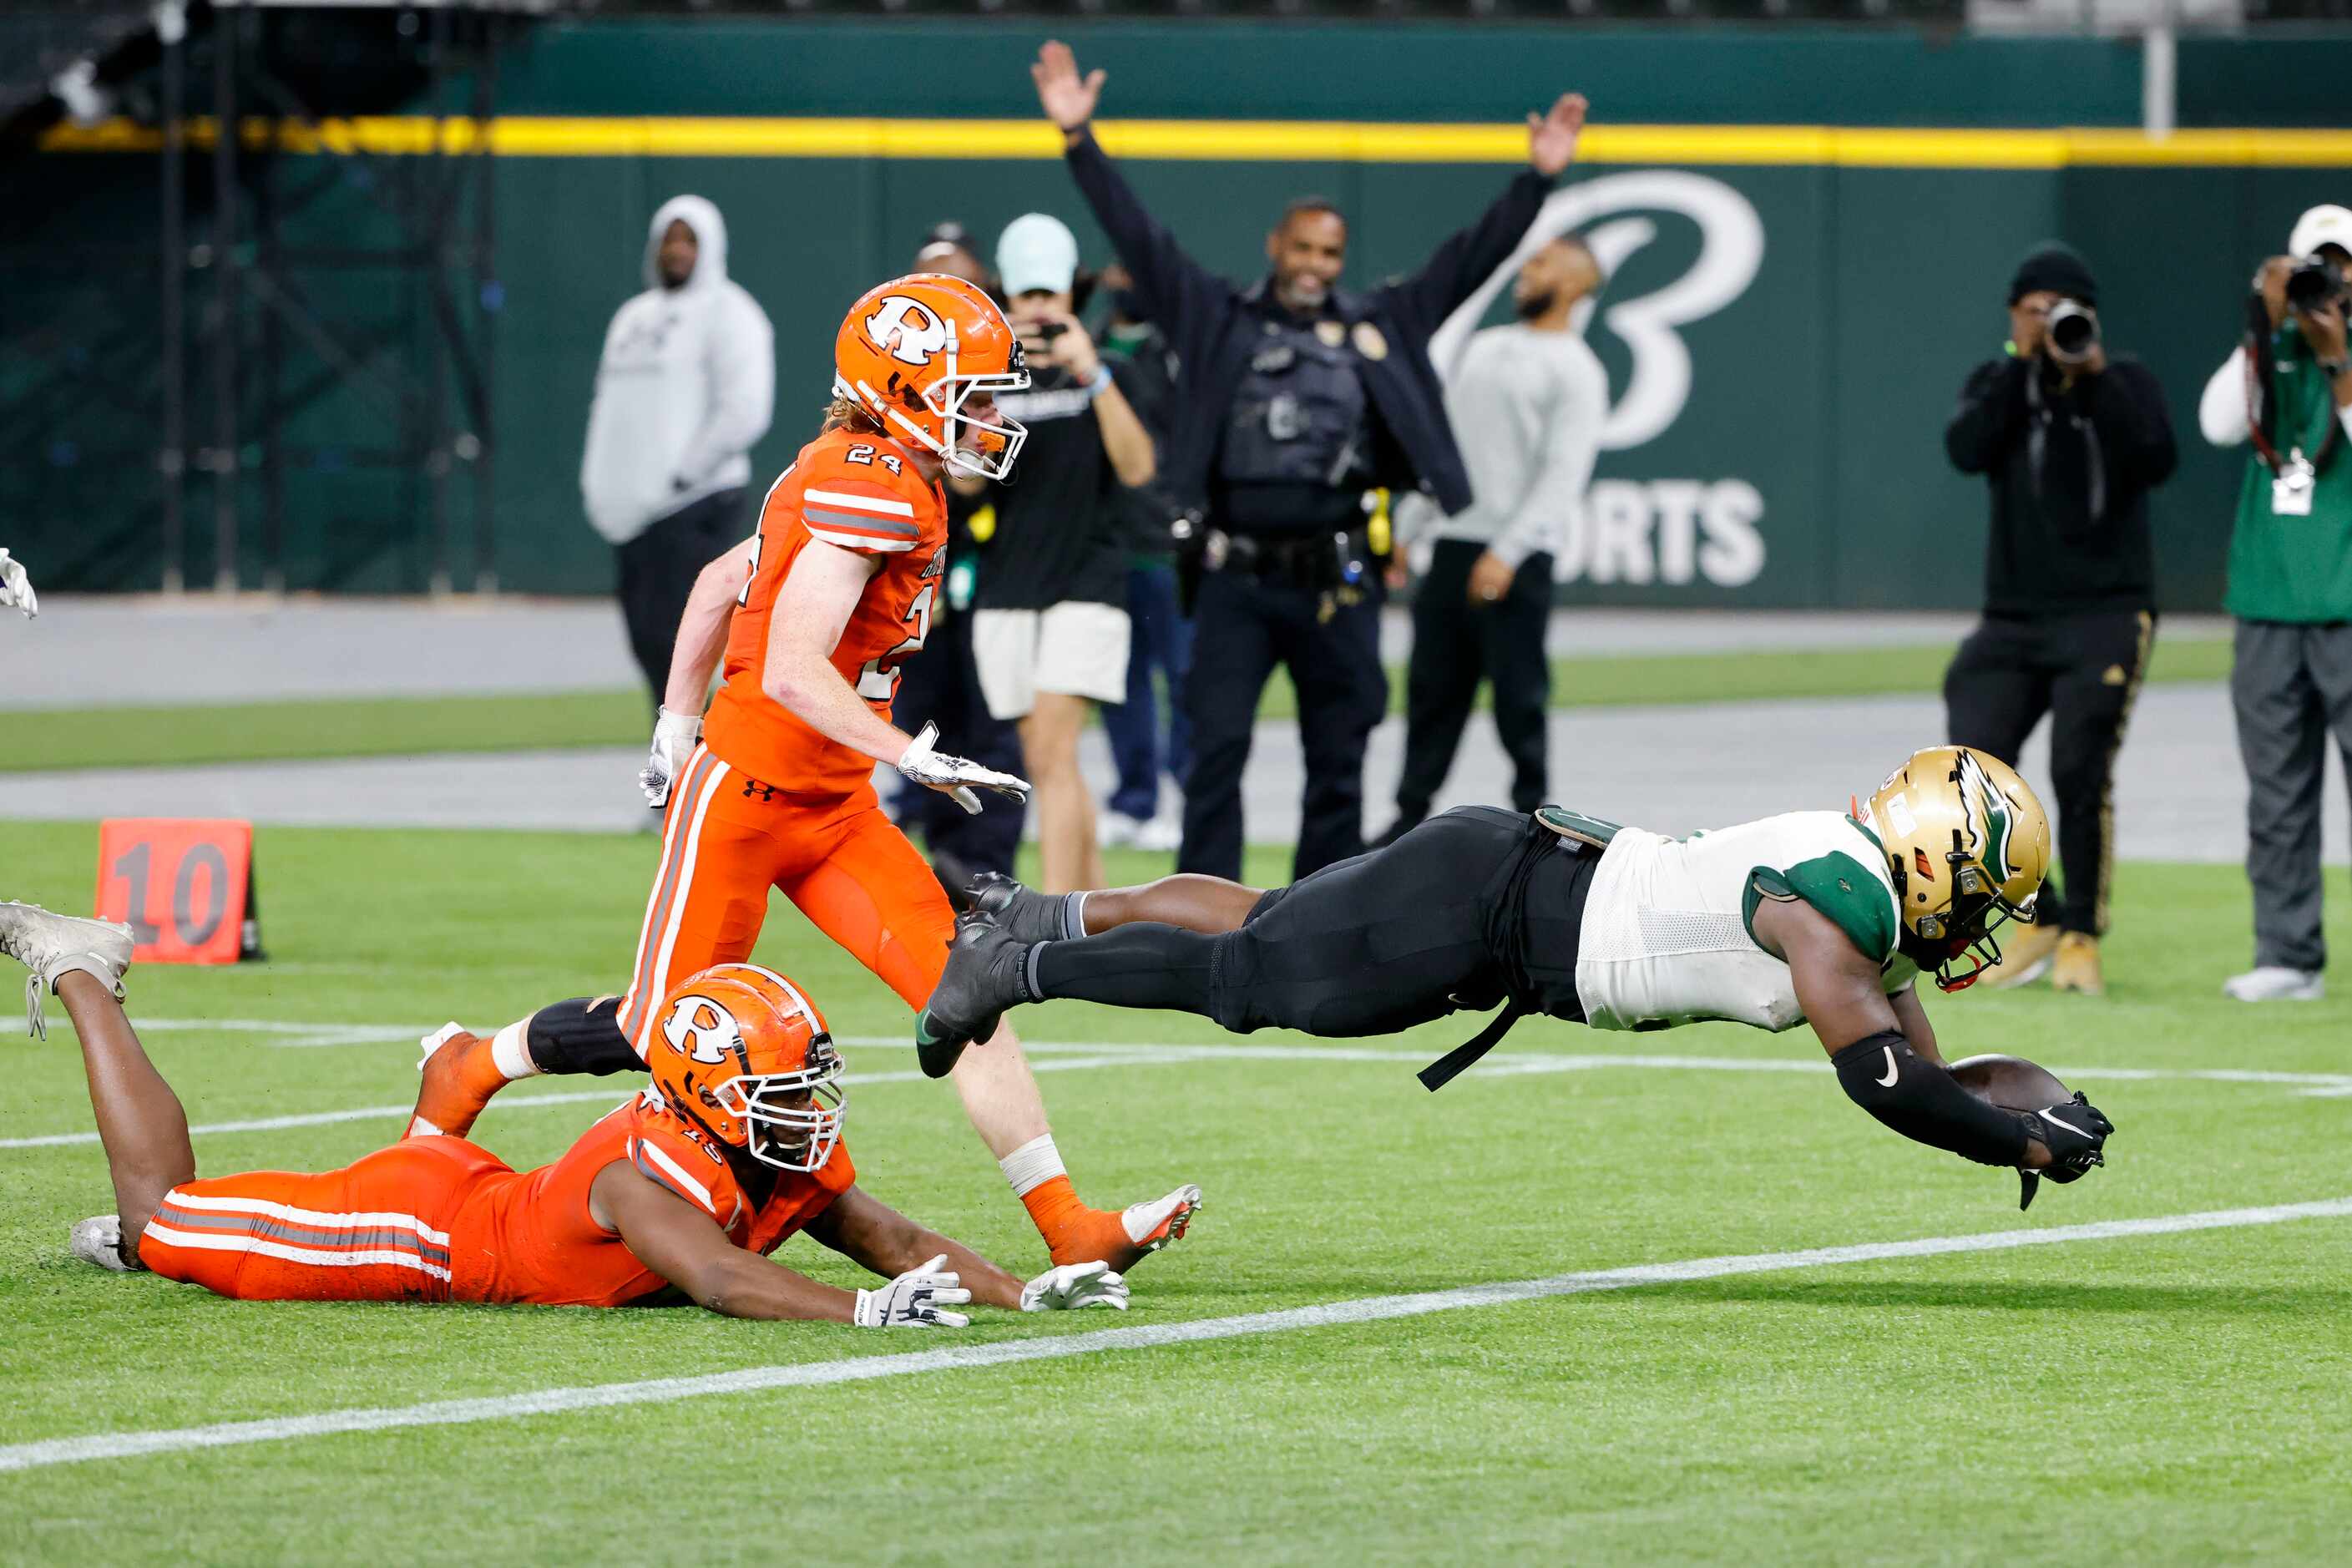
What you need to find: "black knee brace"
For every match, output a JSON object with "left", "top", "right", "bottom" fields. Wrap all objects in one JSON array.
[{"left": 526, "top": 996, "right": 646, "bottom": 1078}]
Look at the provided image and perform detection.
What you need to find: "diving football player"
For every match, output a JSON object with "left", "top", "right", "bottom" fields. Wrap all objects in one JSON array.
[{"left": 919, "top": 746, "right": 2115, "bottom": 1198}]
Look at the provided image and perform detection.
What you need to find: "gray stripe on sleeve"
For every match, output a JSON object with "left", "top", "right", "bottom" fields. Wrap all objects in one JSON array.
[{"left": 803, "top": 506, "right": 921, "bottom": 538}]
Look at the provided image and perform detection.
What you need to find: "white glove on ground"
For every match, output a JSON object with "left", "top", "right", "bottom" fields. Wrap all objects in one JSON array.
[
  {"left": 1020, "top": 1259, "right": 1129, "bottom": 1313},
  {"left": 853, "top": 1253, "right": 971, "bottom": 1328},
  {"left": 0, "top": 549, "right": 36, "bottom": 619},
  {"left": 897, "top": 722, "right": 1032, "bottom": 817},
  {"left": 640, "top": 707, "right": 702, "bottom": 808}
]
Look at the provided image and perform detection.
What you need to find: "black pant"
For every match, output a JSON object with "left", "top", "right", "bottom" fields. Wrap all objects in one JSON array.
[
  {"left": 1394, "top": 540, "right": 1553, "bottom": 826},
  {"left": 1945, "top": 609, "right": 2153, "bottom": 936},
  {"left": 1181, "top": 567, "right": 1388, "bottom": 883},
  {"left": 1034, "top": 805, "right": 1591, "bottom": 1036},
  {"left": 888, "top": 600, "right": 1024, "bottom": 878},
  {"left": 616, "top": 488, "right": 746, "bottom": 711}
]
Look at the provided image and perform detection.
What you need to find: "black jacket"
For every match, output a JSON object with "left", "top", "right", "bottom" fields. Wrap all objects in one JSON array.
[
  {"left": 1945, "top": 355, "right": 2178, "bottom": 615},
  {"left": 1062, "top": 126, "right": 1550, "bottom": 520}
]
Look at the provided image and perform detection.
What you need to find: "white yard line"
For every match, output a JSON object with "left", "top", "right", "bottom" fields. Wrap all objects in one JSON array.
[
  {"left": 13, "top": 1024, "right": 2346, "bottom": 1151},
  {"left": 3, "top": 1194, "right": 2345, "bottom": 1476},
  {"left": 0, "top": 1052, "right": 1199, "bottom": 1151},
  {"left": 115, "top": 1019, "right": 2352, "bottom": 1096}
]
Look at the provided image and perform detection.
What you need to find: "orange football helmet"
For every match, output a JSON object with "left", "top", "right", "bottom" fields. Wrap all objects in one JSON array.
[
  {"left": 833, "top": 272, "right": 1029, "bottom": 480},
  {"left": 646, "top": 964, "right": 845, "bottom": 1172}
]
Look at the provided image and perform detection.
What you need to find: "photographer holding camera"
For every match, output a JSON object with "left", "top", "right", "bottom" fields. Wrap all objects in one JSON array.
[
  {"left": 2199, "top": 205, "right": 2352, "bottom": 1004},
  {"left": 1944, "top": 242, "right": 2178, "bottom": 998}
]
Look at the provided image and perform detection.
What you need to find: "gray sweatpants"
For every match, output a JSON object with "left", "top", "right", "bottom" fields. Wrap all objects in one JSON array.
[{"left": 2231, "top": 619, "right": 2352, "bottom": 970}]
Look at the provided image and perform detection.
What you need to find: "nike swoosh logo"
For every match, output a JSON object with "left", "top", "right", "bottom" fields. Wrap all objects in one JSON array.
[
  {"left": 913, "top": 1011, "right": 940, "bottom": 1045},
  {"left": 1875, "top": 1046, "right": 1899, "bottom": 1087},
  {"left": 2037, "top": 1107, "right": 2092, "bottom": 1139}
]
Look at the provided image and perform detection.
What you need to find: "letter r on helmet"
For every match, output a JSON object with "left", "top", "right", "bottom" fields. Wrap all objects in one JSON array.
[
  {"left": 865, "top": 296, "right": 950, "bottom": 367},
  {"left": 662, "top": 994, "right": 741, "bottom": 1065}
]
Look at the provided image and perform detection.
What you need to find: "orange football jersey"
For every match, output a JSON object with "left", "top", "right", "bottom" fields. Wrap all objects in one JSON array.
[
  {"left": 703, "top": 427, "right": 948, "bottom": 798},
  {"left": 445, "top": 1092, "right": 856, "bottom": 1308}
]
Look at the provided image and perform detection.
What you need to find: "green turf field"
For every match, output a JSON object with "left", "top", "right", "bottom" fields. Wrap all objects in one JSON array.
[
  {"left": 10, "top": 634, "right": 2231, "bottom": 773},
  {"left": 3, "top": 819, "right": 2348, "bottom": 1564}
]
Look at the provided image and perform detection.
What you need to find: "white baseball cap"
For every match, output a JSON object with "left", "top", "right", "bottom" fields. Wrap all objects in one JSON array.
[
  {"left": 997, "top": 213, "right": 1079, "bottom": 297},
  {"left": 2289, "top": 204, "right": 2352, "bottom": 260}
]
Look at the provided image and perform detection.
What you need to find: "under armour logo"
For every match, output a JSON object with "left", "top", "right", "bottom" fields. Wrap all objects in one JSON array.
[{"left": 741, "top": 779, "right": 780, "bottom": 802}]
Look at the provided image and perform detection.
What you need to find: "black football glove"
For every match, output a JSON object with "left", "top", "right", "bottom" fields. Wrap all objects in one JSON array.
[{"left": 2014, "top": 1092, "right": 2113, "bottom": 1209}]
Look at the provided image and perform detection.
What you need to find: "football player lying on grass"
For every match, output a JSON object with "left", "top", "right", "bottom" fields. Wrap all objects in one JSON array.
[
  {"left": 919, "top": 746, "right": 2115, "bottom": 1208},
  {"left": 2, "top": 906, "right": 1124, "bottom": 1325}
]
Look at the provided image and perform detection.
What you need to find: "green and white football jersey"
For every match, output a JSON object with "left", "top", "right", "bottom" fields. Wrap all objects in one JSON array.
[{"left": 1572, "top": 810, "right": 1918, "bottom": 1033}]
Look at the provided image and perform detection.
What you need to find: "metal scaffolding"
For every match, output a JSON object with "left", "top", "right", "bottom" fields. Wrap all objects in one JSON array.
[{"left": 160, "top": 1, "right": 518, "bottom": 596}]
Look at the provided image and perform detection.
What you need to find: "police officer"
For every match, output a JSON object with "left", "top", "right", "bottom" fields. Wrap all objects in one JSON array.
[{"left": 1031, "top": 41, "right": 1591, "bottom": 881}]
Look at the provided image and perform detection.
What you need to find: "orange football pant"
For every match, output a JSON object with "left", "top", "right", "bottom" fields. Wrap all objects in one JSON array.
[
  {"left": 615, "top": 745, "right": 955, "bottom": 1055},
  {"left": 137, "top": 1136, "right": 504, "bottom": 1302}
]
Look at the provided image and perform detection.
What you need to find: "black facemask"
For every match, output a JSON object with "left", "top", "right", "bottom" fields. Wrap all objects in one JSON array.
[{"left": 1515, "top": 290, "right": 1557, "bottom": 322}]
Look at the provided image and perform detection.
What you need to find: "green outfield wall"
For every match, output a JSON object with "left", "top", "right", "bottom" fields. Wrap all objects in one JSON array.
[{"left": 13, "top": 18, "right": 2352, "bottom": 608}]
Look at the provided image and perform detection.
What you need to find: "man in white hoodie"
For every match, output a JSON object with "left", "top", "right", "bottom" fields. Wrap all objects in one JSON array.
[{"left": 582, "top": 196, "right": 776, "bottom": 711}]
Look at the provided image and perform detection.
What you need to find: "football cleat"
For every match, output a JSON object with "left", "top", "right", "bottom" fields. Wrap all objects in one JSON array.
[
  {"left": 68, "top": 1214, "right": 138, "bottom": 1272},
  {"left": 1121, "top": 1182, "right": 1202, "bottom": 1257},
  {"left": 0, "top": 901, "right": 134, "bottom": 1039},
  {"left": 914, "top": 913, "right": 1032, "bottom": 1079},
  {"left": 1051, "top": 1183, "right": 1204, "bottom": 1272},
  {"left": 964, "top": 871, "right": 1067, "bottom": 945}
]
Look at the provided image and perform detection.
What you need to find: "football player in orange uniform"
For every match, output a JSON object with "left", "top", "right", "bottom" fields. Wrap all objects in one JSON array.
[
  {"left": 412, "top": 275, "right": 1198, "bottom": 1272},
  {"left": 5, "top": 902, "right": 1128, "bottom": 1323}
]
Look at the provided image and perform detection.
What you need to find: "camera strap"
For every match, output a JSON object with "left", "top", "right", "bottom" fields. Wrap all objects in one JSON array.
[
  {"left": 2244, "top": 331, "right": 2344, "bottom": 480},
  {"left": 2023, "top": 366, "right": 2105, "bottom": 525}
]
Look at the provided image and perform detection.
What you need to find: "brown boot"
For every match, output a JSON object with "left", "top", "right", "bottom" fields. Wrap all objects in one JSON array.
[
  {"left": 1983, "top": 922, "right": 2061, "bottom": 989},
  {"left": 2051, "top": 933, "right": 2104, "bottom": 996}
]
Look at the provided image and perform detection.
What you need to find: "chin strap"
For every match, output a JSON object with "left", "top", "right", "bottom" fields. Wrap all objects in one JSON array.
[{"left": 1417, "top": 1002, "right": 1527, "bottom": 1092}]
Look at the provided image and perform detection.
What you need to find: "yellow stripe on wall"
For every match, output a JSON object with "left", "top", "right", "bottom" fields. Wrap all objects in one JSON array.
[{"left": 37, "top": 114, "right": 2352, "bottom": 169}]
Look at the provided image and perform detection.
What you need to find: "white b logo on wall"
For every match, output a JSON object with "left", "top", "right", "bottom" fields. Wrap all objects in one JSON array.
[
  {"left": 1429, "top": 171, "right": 1768, "bottom": 589},
  {"left": 865, "top": 295, "right": 950, "bottom": 367}
]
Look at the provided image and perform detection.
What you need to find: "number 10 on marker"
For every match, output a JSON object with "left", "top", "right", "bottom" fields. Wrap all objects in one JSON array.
[{"left": 94, "top": 818, "right": 262, "bottom": 965}]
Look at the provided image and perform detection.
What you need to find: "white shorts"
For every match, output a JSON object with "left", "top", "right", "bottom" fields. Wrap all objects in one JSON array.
[{"left": 972, "top": 602, "right": 1131, "bottom": 721}]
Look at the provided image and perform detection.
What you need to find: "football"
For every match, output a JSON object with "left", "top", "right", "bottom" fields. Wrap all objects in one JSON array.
[
  {"left": 1950, "top": 1054, "right": 2076, "bottom": 1211},
  {"left": 1947, "top": 1053, "right": 2072, "bottom": 1112}
]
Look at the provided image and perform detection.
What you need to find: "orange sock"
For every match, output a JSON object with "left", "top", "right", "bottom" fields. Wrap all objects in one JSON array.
[
  {"left": 408, "top": 1030, "right": 509, "bottom": 1141},
  {"left": 1002, "top": 1135, "right": 1127, "bottom": 1267},
  {"left": 1021, "top": 1177, "right": 1130, "bottom": 1268}
]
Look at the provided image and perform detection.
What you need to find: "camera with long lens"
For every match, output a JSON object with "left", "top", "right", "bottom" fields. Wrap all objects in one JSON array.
[
  {"left": 2044, "top": 299, "right": 2101, "bottom": 367},
  {"left": 2286, "top": 254, "right": 2347, "bottom": 314}
]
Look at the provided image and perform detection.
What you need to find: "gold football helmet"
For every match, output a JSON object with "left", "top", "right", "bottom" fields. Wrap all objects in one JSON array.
[{"left": 1859, "top": 746, "right": 2051, "bottom": 992}]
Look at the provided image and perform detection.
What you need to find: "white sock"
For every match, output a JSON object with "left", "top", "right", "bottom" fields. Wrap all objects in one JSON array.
[
  {"left": 998, "top": 1133, "right": 1068, "bottom": 1198},
  {"left": 489, "top": 1019, "right": 543, "bottom": 1081}
]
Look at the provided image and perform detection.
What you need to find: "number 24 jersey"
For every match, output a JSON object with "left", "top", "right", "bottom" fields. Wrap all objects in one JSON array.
[{"left": 704, "top": 427, "right": 948, "bottom": 798}]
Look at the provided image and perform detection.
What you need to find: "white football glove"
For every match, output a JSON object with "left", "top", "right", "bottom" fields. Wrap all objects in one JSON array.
[
  {"left": 853, "top": 1253, "right": 971, "bottom": 1328},
  {"left": 1020, "top": 1259, "right": 1129, "bottom": 1313},
  {"left": 897, "top": 722, "right": 1032, "bottom": 817},
  {"left": 0, "top": 549, "right": 35, "bottom": 619},
  {"left": 639, "top": 706, "right": 702, "bottom": 808}
]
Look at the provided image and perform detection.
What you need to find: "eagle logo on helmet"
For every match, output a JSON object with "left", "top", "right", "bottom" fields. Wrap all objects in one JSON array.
[
  {"left": 660, "top": 994, "right": 741, "bottom": 1067},
  {"left": 863, "top": 295, "right": 951, "bottom": 367},
  {"left": 1953, "top": 750, "right": 2016, "bottom": 884}
]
